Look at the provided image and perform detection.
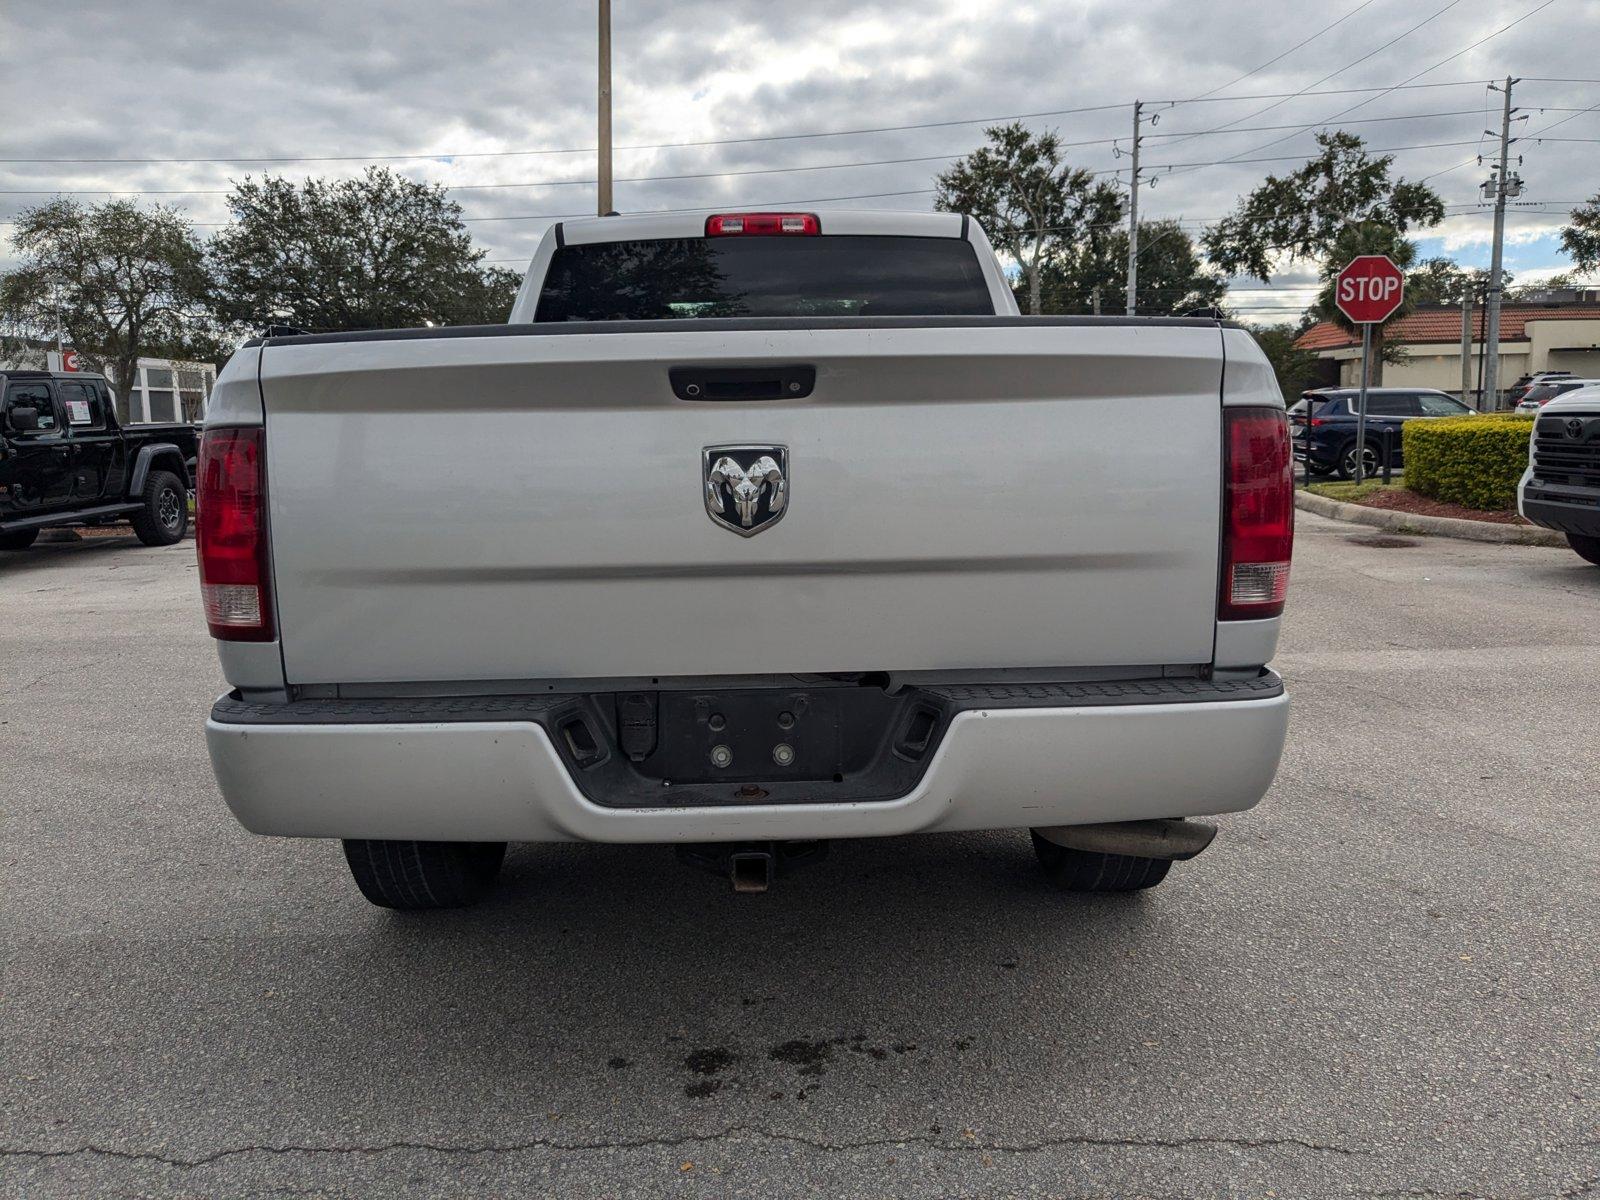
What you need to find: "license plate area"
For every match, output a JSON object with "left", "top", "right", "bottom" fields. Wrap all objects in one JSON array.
[
  {"left": 550, "top": 685, "right": 951, "bottom": 808},
  {"left": 653, "top": 689, "right": 880, "bottom": 784}
]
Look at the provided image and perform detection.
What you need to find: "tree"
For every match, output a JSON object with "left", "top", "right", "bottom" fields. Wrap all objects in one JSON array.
[
  {"left": 0, "top": 199, "right": 209, "bottom": 393},
  {"left": 1561, "top": 193, "right": 1600, "bottom": 274},
  {"left": 1406, "top": 257, "right": 1504, "bottom": 307},
  {"left": 1310, "top": 222, "right": 1420, "bottom": 384},
  {"left": 208, "top": 167, "right": 519, "bottom": 332},
  {"left": 935, "top": 122, "right": 1123, "bottom": 314},
  {"left": 1203, "top": 132, "right": 1445, "bottom": 282},
  {"left": 1251, "top": 322, "right": 1325, "bottom": 399},
  {"left": 1032, "top": 219, "right": 1226, "bottom": 315}
]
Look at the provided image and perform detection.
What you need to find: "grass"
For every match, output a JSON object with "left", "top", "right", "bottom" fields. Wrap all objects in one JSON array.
[{"left": 1302, "top": 480, "right": 1404, "bottom": 504}]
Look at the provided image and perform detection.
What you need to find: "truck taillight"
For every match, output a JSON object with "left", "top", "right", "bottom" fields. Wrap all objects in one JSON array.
[
  {"left": 705, "top": 212, "right": 820, "bottom": 236},
  {"left": 196, "top": 426, "right": 274, "bottom": 641},
  {"left": 1220, "top": 407, "right": 1293, "bottom": 621}
]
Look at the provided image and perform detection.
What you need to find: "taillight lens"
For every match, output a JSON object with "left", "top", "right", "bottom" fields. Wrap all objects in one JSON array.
[
  {"left": 1220, "top": 407, "right": 1293, "bottom": 621},
  {"left": 196, "top": 426, "right": 274, "bottom": 641},
  {"left": 705, "top": 212, "right": 820, "bottom": 236}
]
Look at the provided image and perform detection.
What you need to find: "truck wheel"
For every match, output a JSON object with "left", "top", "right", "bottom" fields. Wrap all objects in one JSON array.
[
  {"left": 130, "top": 469, "right": 188, "bottom": 546},
  {"left": 0, "top": 529, "right": 39, "bottom": 551},
  {"left": 341, "top": 839, "right": 507, "bottom": 910},
  {"left": 1568, "top": 533, "right": 1600, "bottom": 567},
  {"left": 1030, "top": 830, "right": 1172, "bottom": 892}
]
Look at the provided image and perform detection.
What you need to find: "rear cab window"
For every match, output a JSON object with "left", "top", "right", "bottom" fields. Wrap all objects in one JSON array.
[{"left": 534, "top": 235, "right": 995, "bottom": 321}]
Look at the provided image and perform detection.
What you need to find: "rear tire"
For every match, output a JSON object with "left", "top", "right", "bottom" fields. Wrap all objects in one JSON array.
[
  {"left": 1568, "top": 533, "right": 1600, "bottom": 567},
  {"left": 0, "top": 529, "right": 40, "bottom": 551},
  {"left": 342, "top": 839, "right": 507, "bottom": 910},
  {"left": 1335, "top": 441, "right": 1382, "bottom": 481},
  {"left": 130, "top": 469, "right": 188, "bottom": 546},
  {"left": 1030, "top": 830, "right": 1172, "bottom": 892}
]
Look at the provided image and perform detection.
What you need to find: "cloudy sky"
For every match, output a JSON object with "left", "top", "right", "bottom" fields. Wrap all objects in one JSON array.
[{"left": 3, "top": 0, "right": 1598, "bottom": 322}]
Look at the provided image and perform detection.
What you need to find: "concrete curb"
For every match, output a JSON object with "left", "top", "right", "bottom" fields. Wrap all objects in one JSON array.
[{"left": 1295, "top": 489, "right": 1567, "bottom": 546}]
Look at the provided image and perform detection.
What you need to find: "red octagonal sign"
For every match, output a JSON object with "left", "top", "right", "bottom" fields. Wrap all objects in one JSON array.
[{"left": 1334, "top": 254, "right": 1405, "bottom": 325}]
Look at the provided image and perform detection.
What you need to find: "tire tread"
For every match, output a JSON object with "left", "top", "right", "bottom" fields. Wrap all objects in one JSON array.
[
  {"left": 341, "top": 839, "right": 506, "bottom": 910},
  {"left": 1030, "top": 830, "right": 1173, "bottom": 892},
  {"left": 129, "top": 468, "right": 188, "bottom": 546}
]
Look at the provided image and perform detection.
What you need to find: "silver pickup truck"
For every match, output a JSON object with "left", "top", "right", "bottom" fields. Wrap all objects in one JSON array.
[{"left": 199, "top": 209, "right": 1293, "bottom": 909}]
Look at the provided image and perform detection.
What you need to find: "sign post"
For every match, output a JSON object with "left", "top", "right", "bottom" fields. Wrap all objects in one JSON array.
[{"left": 1334, "top": 255, "right": 1406, "bottom": 483}]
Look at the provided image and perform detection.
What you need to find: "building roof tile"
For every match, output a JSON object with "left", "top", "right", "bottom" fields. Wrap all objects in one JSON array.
[{"left": 1294, "top": 304, "right": 1600, "bottom": 352}]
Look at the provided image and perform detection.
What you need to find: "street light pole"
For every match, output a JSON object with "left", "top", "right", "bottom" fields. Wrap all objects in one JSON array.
[{"left": 597, "top": 0, "right": 613, "bottom": 217}]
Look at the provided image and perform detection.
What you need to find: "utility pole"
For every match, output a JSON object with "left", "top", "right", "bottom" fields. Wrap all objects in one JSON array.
[
  {"left": 1459, "top": 293, "right": 1473, "bottom": 406},
  {"left": 1092, "top": 285, "right": 1101, "bottom": 315},
  {"left": 597, "top": 0, "right": 613, "bottom": 217},
  {"left": 1481, "top": 76, "right": 1522, "bottom": 411},
  {"left": 1125, "top": 100, "right": 1142, "bottom": 316}
]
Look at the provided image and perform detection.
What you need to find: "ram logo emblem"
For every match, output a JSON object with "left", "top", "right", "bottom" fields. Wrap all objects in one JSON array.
[{"left": 703, "top": 445, "right": 788, "bottom": 536}]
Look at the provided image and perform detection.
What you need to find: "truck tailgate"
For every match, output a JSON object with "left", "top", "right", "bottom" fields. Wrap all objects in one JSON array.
[{"left": 258, "top": 321, "right": 1226, "bottom": 685}]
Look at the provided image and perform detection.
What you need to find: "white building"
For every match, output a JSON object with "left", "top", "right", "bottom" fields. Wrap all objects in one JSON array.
[{"left": 40, "top": 351, "right": 215, "bottom": 423}]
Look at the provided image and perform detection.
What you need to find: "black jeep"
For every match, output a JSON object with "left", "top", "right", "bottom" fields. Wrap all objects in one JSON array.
[{"left": 0, "top": 370, "right": 199, "bottom": 551}]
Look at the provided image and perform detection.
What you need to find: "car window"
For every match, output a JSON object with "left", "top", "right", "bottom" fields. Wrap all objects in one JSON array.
[
  {"left": 1418, "top": 393, "right": 1470, "bottom": 416},
  {"left": 3, "top": 381, "right": 58, "bottom": 432},
  {"left": 1523, "top": 384, "right": 1562, "bottom": 403},
  {"left": 1363, "top": 394, "right": 1420, "bottom": 417},
  {"left": 60, "top": 381, "right": 106, "bottom": 430}
]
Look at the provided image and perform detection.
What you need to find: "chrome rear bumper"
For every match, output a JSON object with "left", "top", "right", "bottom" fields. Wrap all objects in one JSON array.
[{"left": 206, "top": 676, "right": 1289, "bottom": 843}]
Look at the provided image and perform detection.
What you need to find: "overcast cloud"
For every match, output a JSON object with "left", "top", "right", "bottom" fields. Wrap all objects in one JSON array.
[{"left": 4, "top": 0, "right": 1598, "bottom": 321}]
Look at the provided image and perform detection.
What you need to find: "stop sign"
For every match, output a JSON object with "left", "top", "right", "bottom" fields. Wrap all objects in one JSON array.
[{"left": 1334, "top": 255, "right": 1405, "bottom": 324}]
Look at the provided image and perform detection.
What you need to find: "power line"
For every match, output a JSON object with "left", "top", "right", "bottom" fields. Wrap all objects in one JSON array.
[
  {"left": 5, "top": 105, "right": 1534, "bottom": 200},
  {"left": 1160, "top": 0, "right": 1558, "bottom": 179},
  {"left": 0, "top": 154, "right": 973, "bottom": 197},
  {"left": 1185, "top": 0, "right": 1386, "bottom": 102},
  {"left": 1154, "top": 0, "right": 1467, "bottom": 150},
  {"left": 1523, "top": 95, "right": 1600, "bottom": 139},
  {"left": 1148, "top": 137, "right": 1480, "bottom": 171},
  {"left": 0, "top": 81, "right": 1503, "bottom": 171},
  {"left": 2, "top": 188, "right": 942, "bottom": 229}
]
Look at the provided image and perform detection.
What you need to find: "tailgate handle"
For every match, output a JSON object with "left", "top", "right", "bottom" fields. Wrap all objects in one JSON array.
[{"left": 669, "top": 365, "right": 815, "bottom": 402}]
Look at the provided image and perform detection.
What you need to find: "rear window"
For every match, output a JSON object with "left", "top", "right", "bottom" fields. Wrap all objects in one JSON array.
[{"left": 533, "top": 235, "right": 994, "bottom": 321}]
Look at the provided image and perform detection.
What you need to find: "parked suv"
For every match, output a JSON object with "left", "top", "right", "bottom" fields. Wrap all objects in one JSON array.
[
  {"left": 1514, "top": 378, "right": 1600, "bottom": 414},
  {"left": 0, "top": 370, "right": 198, "bottom": 550},
  {"left": 1291, "top": 387, "right": 1472, "bottom": 479}
]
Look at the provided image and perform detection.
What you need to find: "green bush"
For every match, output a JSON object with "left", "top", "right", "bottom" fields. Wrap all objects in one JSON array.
[{"left": 1402, "top": 413, "right": 1534, "bottom": 511}]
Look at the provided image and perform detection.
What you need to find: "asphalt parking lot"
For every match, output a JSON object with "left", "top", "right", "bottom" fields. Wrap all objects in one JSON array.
[{"left": 2, "top": 515, "right": 1597, "bottom": 1199}]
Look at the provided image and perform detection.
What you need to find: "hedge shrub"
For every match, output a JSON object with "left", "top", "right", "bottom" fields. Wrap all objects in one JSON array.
[{"left": 1402, "top": 413, "right": 1534, "bottom": 511}]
